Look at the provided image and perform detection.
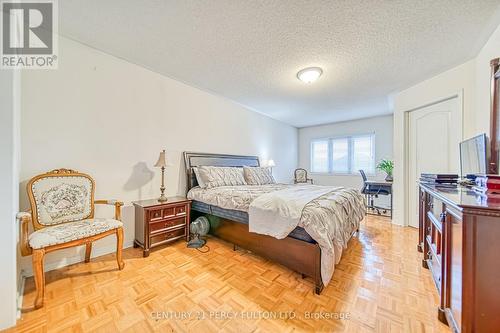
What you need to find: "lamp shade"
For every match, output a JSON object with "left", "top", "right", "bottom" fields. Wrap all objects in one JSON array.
[
  {"left": 154, "top": 150, "right": 167, "bottom": 168},
  {"left": 267, "top": 159, "right": 276, "bottom": 167}
]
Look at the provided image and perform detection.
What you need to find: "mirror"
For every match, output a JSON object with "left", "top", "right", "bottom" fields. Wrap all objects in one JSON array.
[{"left": 489, "top": 58, "right": 500, "bottom": 174}]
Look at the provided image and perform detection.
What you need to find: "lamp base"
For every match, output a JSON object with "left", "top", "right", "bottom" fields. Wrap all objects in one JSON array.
[{"left": 158, "top": 195, "right": 168, "bottom": 202}]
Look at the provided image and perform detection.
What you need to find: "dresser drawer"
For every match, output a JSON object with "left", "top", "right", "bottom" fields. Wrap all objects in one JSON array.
[
  {"left": 428, "top": 250, "right": 442, "bottom": 292},
  {"left": 150, "top": 217, "right": 185, "bottom": 233},
  {"left": 427, "top": 196, "right": 444, "bottom": 225},
  {"left": 150, "top": 228, "right": 186, "bottom": 246}
]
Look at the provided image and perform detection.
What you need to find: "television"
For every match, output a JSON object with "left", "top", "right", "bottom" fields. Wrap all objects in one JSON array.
[{"left": 460, "top": 133, "right": 487, "bottom": 177}]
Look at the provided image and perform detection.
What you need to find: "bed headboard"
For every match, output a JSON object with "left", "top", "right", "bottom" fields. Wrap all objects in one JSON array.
[{"left": 183, "top": 152, "right": 260, "bottom": 193}]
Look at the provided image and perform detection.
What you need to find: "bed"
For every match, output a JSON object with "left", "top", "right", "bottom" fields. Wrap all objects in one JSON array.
[{"left": 183, "top": 152, "right": 365, "bottom": 294}]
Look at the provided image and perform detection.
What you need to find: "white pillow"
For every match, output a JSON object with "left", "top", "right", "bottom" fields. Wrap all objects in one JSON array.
[
  {"left": 193, "top": 167, "right": 206, "bottom": 188},
  {"left": 243, "top": 166, "right": 275, "bottom": 185},
  {"left": 196, "top": 166, "right": 247, "bottom": 189}
]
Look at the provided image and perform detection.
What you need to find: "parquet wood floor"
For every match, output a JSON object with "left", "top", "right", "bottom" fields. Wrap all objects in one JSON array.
[{"left": 8, "top": 215, "right": 450, "bottom": 332}]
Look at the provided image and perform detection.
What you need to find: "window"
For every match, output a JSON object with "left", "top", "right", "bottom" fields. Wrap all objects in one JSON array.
[
  {"left": 311, "top": 140, "right": 329, "bottom": 173},
  {"left": 331, "top": 138, "right": 349, "bottom": 173},
  {"left": 311, "top": 134, "right": 375, "bottom": 174}
]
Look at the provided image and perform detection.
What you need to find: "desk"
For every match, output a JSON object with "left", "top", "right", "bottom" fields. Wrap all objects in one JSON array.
[{"left": 364, "top": 180, "right": 393, "bottom": 218}]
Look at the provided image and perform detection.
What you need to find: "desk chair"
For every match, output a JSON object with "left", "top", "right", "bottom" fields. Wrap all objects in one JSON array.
[{"left": 359, "top": 170, "right": 391, "bottom": 215}]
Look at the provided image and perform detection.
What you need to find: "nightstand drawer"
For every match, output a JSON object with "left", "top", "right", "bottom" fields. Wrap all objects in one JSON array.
[
  {"left": 163, "top": 207, "right": 175, "bottom": 219},
  {"left": 150, "top": 228, "right": 186, "bottom": 246},
  {"left": 149, "top": 208, "right": 163, "bottom": 222},
  {"left": 175, "top": 205, "right": 186, "bottom": 216},
  {"left": 150, "top": 217, "right": 185, "bottom": 233}
]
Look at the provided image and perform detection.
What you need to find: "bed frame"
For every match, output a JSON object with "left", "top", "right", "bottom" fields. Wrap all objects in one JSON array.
[{"left": 183, "top": 152, "right": 324, "bottom": 294}]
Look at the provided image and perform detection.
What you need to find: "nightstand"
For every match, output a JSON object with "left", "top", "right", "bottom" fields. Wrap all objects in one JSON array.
[{"left": 133, "top": 197, "right": 191, "bottom": 257}]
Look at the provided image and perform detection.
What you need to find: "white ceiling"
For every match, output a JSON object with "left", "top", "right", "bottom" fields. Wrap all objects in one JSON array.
[{"left": 59, "top": 1, "right": 500, "bottom": 128}]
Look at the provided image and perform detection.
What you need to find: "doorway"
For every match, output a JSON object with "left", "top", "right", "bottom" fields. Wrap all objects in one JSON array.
[{"left": 407, "top": 96, "right": 462, "bottom": 228}]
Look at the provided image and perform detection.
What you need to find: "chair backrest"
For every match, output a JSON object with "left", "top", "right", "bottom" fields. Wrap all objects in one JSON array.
[
  {"left": 27, "top": 169, "right": 95, "bottom": 230},
  {"left": 294, "top": 168, "right": 308, "bottom": 183},
  {"left": 359, "top": 170, "right": 368, "bottom": 193},
  {"left": 359, "top": 169, "right": 368, "bottom": 182}
]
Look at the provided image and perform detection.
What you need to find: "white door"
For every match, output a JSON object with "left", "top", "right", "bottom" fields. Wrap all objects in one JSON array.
[{"left": 408, "top": 97, "right": 462, "bottom": 228}]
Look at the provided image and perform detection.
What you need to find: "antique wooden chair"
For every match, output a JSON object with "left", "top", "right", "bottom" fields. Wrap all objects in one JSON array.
[
  {"left": 17, "top": 169, "right": 125, "bottom": 309},
  {"left": 294, "top": 168, "right": 313, "bottom": 184}
]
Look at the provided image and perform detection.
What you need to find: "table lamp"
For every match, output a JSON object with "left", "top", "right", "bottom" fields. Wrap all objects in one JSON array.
[
  {"left": 267, "top": 159, "right": 275, "bottom": 171},
  {"left": 154, "top": 150, "right": 168, "bottom": 202}
]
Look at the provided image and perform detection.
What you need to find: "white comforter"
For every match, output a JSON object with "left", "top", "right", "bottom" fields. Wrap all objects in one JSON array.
[
  {"left": 248, "top": 185, "right": 334, "bottom": 238},
  {"left": 187, "top": 184, "right": 365, "bottom": 285}
]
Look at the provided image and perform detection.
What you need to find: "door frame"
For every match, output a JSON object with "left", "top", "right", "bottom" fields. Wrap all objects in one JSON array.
[{"left": 403, "top": 91, "right": 463, "bottom": 227}]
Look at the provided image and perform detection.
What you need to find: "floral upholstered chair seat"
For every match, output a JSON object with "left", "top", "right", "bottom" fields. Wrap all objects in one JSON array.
[
  {"left": 29, "top": 218, "right": 123, "bottom": 249},
  {"left": 18, "top": 169, "right": 125, "bottom": 309}
]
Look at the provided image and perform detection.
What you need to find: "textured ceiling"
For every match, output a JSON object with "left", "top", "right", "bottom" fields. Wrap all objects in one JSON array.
[{"left": 59, "top": 1, "right": 500, "bottom": 127}]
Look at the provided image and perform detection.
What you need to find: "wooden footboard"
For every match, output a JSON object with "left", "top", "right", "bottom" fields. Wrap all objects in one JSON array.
[{"left": 210, "top": 218, "right": 324, "bottom": 294}]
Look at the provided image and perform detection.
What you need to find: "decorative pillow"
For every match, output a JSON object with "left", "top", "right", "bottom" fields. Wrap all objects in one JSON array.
[
  {"left": 243, "top": 166, "right": 275, "bottom": 185},
  {"left": 193, "top": 167, "right": 207, "bottom": 188},
  {"left": 196, "top": 166, "right": 247, "bottom": 189}
]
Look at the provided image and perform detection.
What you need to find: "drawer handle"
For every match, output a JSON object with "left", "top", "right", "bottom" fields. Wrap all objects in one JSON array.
[
  {"left": 428, "top": 202, "right": 434, "bottom": 209},
  {"left": 440, "top": 212, "right": 447, "bottom": 222}
]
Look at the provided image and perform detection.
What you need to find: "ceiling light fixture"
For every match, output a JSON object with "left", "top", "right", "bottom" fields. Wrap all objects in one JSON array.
[{"left": 297, "top": 67, "right": 323, "bottom": 84}]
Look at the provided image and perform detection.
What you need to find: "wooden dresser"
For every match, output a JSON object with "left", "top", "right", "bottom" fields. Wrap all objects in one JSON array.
[
  {"left": 418, "top": 183, "right": 500, "bottom": 332},
  {"left": 133, "top": 197, "right": 191, "bottom": 257}
]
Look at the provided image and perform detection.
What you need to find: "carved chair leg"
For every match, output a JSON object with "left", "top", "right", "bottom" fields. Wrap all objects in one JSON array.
[
  {"left": 116, "top": 227, "right": 125, "bottom": 270},
  {"left": 32, "top": 249, "right": 46, "bottom": 309},
  {"left": 85, "top": 242, "right": 92, "bottom": 263}
]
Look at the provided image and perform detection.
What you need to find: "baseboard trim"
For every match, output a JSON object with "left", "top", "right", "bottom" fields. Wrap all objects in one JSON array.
[
  {"left": 21, "top": 241, "right": 134, "bottom": 277},
  {"left": 16, "top": 270, "right": 26, "bottom": 319}
]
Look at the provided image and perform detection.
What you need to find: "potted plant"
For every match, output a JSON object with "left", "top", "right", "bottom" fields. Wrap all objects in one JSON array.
[{"left": 377, "top": 159, "right": 394, "bottom": 181}]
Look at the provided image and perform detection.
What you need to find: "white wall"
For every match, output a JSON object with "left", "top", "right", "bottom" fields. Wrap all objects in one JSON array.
[
  {"left": 19, "top": 36, "right": 298, "bottom": 275},
  {"left": 0, "top": 69, "right": 20, "bottom": 329},
  {"left": 298, "top": 115, "right": 393, "bottom": 190},
  {"left": 392, "top": 20, "right": 500, "bottom": 226}
]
